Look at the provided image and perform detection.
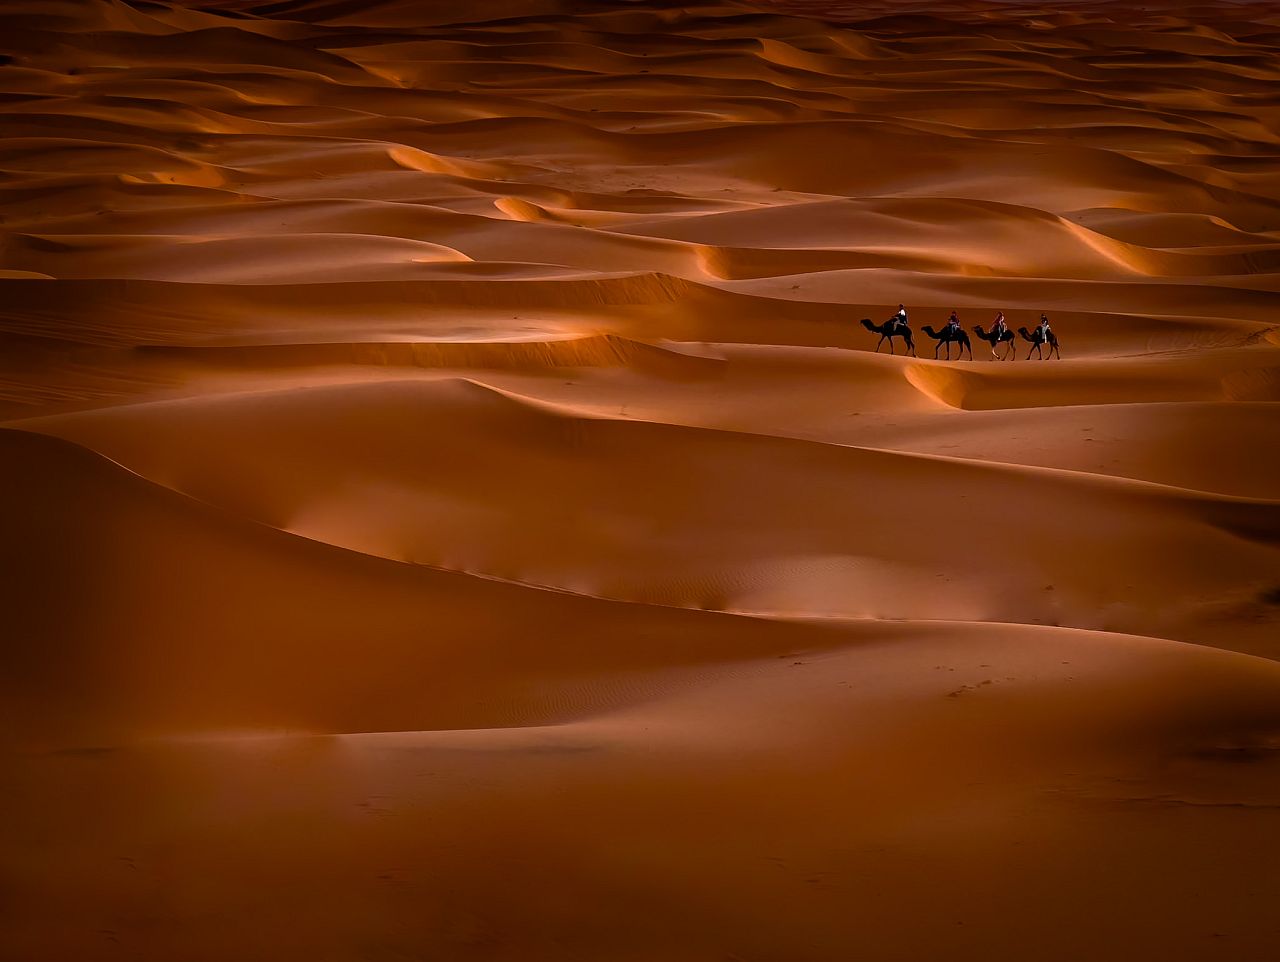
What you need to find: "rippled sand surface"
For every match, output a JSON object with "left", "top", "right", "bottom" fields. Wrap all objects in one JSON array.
[{"left": 3, "top": 0, "right": 1280, "bottom": 959}]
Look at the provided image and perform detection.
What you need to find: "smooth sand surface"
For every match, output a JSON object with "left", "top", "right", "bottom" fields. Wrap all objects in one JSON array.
[{"left": 2, "top": 0, "right": 1279, "bottom": 959}]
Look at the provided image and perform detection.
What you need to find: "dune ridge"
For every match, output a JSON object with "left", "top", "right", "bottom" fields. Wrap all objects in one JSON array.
[{"left": 2, "top": 0, "right": 1279, "bottom": 959}]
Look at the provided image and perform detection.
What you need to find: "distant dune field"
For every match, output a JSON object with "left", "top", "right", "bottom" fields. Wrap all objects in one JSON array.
[{"left": 2, "top": 0, "right": 1279, "bottom": 959}]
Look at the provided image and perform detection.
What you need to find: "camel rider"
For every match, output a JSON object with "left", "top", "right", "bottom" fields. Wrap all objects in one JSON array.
[
  {"left": 1037, "top": 312, "right": 1052, "bottom": 340},
  {"left": 947, "top": 310, "right": 960, "bottom": 334},
  {"left": 892, "top": 303, "right": 908, "bottom": 334},
  {"left": 993, "top": 310, "right": 1007, "bottom": 340}
]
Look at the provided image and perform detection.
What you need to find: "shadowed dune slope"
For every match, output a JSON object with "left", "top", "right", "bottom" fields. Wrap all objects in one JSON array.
[
  {"left": 15, "top": 379, "right": 1280, "bottom": 655},
  {"left": 0, "top": 427, "right": 859, "bottom": 746}
]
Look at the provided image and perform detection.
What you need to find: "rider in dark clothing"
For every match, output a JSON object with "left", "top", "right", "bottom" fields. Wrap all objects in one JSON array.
[
  {"left": 892, "top": 303, "right": 909, "bottom": 334},
  {"left": 991, "top": 310, "right": 1008, "bottom": 357},
  {"left": 947, "top": 310, "right": 961, "bottom": 335}
]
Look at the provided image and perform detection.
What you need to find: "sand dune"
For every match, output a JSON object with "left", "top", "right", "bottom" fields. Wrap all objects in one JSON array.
[
  {"left": 1, "top": 427, "right": 871, "bottom": 747},
  {"left": 15, "top": 377, "right": 1280, "bottom": 656},
  {"left": 2, "top": 0, "right": 1280, "bottom": 958}
]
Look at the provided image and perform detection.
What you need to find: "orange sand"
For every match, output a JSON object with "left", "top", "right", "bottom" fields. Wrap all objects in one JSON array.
[{"left": 2, "top": 0, "right": 1279, "bottom": 959}]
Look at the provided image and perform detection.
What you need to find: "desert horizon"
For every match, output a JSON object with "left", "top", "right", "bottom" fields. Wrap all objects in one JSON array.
[{"left": 2, "top": 0, "right": 1279, "bottom": 958}]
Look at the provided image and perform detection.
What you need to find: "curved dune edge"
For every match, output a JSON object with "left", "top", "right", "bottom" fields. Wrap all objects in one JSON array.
[
  {"left": 0, "top": 427, "right": 855, "bottom": 747},
  {"left": 4, "top": 426, "right": 1279, "bottom": 744},
  {"left": 135, "top": 332, "right": 727, "bottom": 377},
  {"left": 12, "top": 378, "right": 1278, "bottom": 658},
  {"left": 6, "top": 421, "right": 1280, "bottom": 958},
  {"left": 904, "top": 350, "right": 1280, "bottom": 409}
]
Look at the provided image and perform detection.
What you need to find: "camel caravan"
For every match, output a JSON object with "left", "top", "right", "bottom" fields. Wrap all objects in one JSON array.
[{"left": 861, "top": 305, "right": 1061, "bottom": 361}]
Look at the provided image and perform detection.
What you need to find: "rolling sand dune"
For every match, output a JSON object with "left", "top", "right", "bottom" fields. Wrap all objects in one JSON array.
[{"left": 2, "top": 0, "right": 1280, "bottom": 959}]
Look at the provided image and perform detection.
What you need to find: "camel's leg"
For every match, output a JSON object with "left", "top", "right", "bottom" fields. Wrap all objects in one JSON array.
[
  {"left": 888, "top": 336, "right": 896, "bottom": 356},
  {"left": 874, "top": 335, "right": 884, "bottom": 353}
]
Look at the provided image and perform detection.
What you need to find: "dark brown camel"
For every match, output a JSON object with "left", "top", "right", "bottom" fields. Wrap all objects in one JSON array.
[
  {"left": 920, "top": 324, "right": 973, "bottom": 360},
  {"left": 973, "top": 323, "right": 1016, "bottom": 360},
  {"left": 860, "top": 317, "right": 916, "bottom": 356},
  {"left": 1018, "top": 325, "right": 1061, "bottom": 360}
]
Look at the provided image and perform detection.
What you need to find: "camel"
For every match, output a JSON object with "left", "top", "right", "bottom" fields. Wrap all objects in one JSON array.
[
  {"left": 973, "top": 323, "right": 1016, "bottom": 360},
  {"left": 1018, "top": 325, "right": 1061, "bottom": 360},
  {"left": 920, "top": 324, "right": 973, "bottom": 360},
  {"left": 860, "top": 317, "right": 916, "bottom": 356}
]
